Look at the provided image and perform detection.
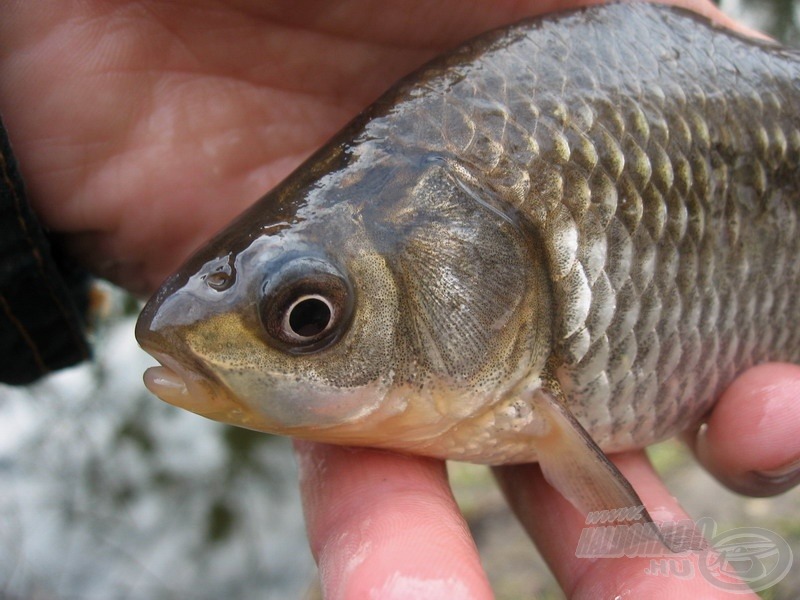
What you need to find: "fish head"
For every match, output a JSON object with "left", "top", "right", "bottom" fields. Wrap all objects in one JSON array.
[
  {"left": 135, "top": 143, "right": 403, "bottom": 437},
  {"left": 136, "top": 141, "right": 552, "bottom": 456}
]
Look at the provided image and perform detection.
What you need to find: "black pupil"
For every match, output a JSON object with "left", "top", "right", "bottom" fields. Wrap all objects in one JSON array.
[{"left": 288, "top": 297, "right": 332, "bottom": 338}]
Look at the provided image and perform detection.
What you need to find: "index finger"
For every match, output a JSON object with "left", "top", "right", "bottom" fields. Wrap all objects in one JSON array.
[{"left": 294, "top": 441, "right": 493, "bottom": 599}]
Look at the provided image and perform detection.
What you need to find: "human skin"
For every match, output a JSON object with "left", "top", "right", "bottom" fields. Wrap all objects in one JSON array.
[{"left": 2, "top": 1, "right": 799, "bottom": 597}]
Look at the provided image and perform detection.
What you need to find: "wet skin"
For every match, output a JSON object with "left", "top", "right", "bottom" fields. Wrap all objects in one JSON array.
[{"left": 2, "top": 1, "right": 799, "bottom": 597}]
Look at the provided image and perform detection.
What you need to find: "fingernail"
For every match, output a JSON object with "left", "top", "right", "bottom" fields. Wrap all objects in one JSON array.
[{"left": 750, "top": 456, "right": 800, "bottom": 493}]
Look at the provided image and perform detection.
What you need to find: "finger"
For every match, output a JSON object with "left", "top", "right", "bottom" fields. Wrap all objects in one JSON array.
[
  {"left": 493, "top": 451, "right": 758, "bottom": 599},
  {"left": 665, "top": 0, "right": 771, "bottom": 39},
  {"left": 685, "top": 363, "right": 800, "bottom": 497},
  {"left": 294, "top": 442, "right": 492, "bottom": 599}
]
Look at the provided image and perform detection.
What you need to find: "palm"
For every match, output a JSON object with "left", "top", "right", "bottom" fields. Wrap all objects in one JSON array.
[{"left": 0, "top": 0, "right": 580, "bottom": 294}]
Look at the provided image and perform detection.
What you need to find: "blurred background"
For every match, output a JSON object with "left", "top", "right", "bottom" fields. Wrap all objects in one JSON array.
[{"left": 2, "top": 1, "right": 799, "bottom": 598}]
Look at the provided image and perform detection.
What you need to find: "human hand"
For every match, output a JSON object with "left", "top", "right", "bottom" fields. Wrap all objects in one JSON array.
[
  {"left": 297, "top": 363, "right": 800, "bottom": 598},
  {"left": 2, "top": 1, "right": 794, "bottom": 598},
  {"left": 0, "top": 0, "right": 756, "bottom": 295}
]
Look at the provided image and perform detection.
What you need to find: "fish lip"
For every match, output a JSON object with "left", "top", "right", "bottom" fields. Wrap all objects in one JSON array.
[{"left": 142, "top": 351, "right": 219, "bottom": 409}]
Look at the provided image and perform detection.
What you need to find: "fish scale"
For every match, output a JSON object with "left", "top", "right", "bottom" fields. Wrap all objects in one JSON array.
[
  {"left": 137, "top": 4, "right": 800, "bottom": 469},
  {"left": 377, "top": 6, "right": 800, "bottom": 453},
  {"left": 134, "top": 4, "right": 800, "bottom": 551}
]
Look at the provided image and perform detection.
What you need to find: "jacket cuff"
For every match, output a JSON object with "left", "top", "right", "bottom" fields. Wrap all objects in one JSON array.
[{"left": 0, "top": 114, "right": 91, "bottom": 384}]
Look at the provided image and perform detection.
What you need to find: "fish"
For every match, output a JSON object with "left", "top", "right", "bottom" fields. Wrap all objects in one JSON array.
[{"left": 135, "top": 3, "right": 800, "bottom": 551}]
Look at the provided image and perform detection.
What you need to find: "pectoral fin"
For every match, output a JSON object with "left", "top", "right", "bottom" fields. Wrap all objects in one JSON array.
[{"left": 529, "top": 377, "right": 706, "bottom": 553}]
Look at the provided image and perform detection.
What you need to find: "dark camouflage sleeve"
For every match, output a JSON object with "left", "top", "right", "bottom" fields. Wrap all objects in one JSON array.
[{"left": 0, "top": 114, "right": 91, "bottom": 384}]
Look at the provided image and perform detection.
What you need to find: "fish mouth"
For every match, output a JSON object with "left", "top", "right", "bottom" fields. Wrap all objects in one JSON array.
[{"left": 143, "top": 351, "right": 219, "bottom": 411}]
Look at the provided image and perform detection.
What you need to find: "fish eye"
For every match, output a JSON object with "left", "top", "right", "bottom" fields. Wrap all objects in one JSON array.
[
  {"left": 285, "top": 295, "right": 333, "bottom": 338},
  {"left": 260, "top": 260, "right": 353, "bottom": 353}
]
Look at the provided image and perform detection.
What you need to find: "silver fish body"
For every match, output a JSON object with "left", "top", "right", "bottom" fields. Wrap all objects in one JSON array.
[{"left": 136, "top": 4, "right": 800, "bottom": 467}]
